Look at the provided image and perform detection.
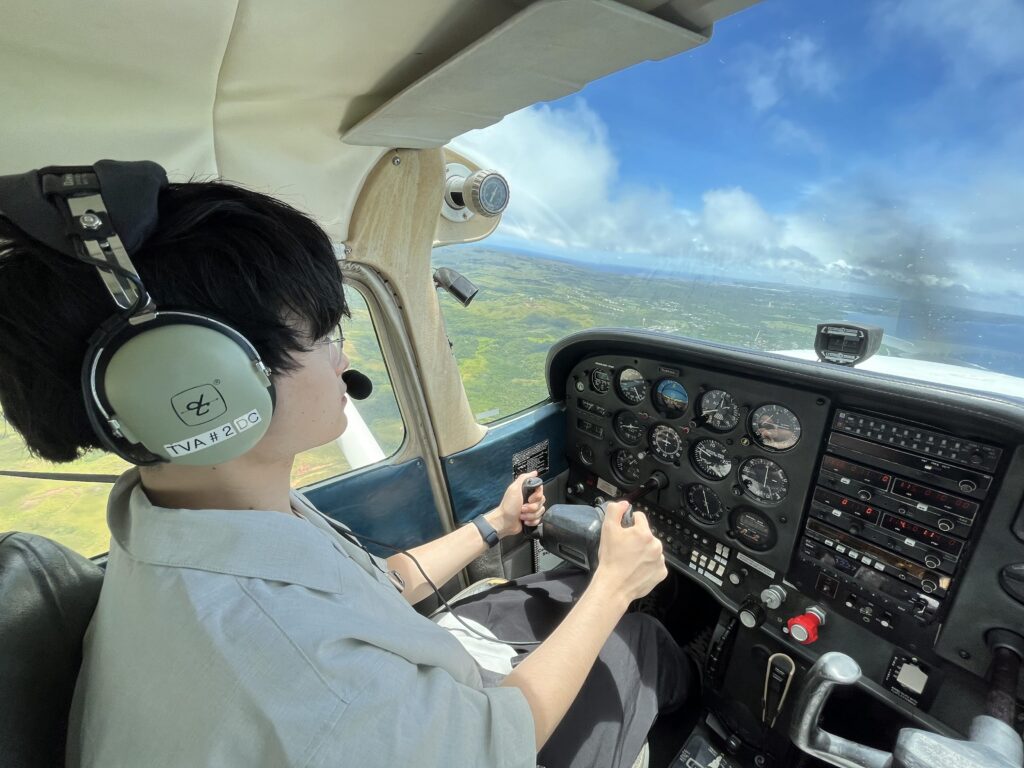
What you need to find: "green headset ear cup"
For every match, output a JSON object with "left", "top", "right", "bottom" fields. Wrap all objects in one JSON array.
[{"left": 99, "top": 321, "right": 274, "bottom": 465}]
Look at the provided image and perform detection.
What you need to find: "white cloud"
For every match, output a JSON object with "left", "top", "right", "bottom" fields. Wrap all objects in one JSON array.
[
  {"left": 738, "top": 34, "right": 839, "bottom": 113},
  {"left": 876, "top": 0, "right": 1024, "bottom": 77},
  {"left": 449, "top": 101, "right": 1024, "bottom": 304}
]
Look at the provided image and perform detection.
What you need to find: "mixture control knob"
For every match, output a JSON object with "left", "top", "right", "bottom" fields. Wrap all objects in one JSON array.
[
  {"left": 739, "top": 597, "right": 766, "bottom": 629},
  {"left": 787, "top": 606, "right": 827, "bottom": 645},
  {"left": 760, "top": 584, "right": 788, "bottom": 610}
]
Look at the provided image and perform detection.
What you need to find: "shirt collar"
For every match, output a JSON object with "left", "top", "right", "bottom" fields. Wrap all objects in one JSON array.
[{"left": 106, "top": 468, "right": 346, "bottom": 595}]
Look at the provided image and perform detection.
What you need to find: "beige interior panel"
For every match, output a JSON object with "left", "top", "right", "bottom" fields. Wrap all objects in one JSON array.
[
  {"left": 343, "top": 0, "right": 709, "bottom": 148},
  {"left": 347, "top": 150, "right": 487, "bottom": 456}
]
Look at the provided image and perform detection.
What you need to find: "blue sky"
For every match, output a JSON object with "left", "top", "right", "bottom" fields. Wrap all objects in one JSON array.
[{"left": 452, "top": 0, "right": 1024, "bottom": 313}]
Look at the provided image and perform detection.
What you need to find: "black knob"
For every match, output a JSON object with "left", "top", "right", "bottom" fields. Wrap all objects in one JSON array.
[
  {"left": 857, "top": 489, "right": 872, "bottom": 501},
  {"left": 739, "top": 597, "right": 766, "bottom": 629}
]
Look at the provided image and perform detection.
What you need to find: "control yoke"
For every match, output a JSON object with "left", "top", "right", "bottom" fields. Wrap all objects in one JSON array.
[{"left": 791, "top": 650, "right": 1024, "bottom": 768}]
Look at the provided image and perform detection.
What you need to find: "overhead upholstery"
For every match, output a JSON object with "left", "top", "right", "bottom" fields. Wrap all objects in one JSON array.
[{"left": 0, "top": 532, "right": 104, "bottom": 768}]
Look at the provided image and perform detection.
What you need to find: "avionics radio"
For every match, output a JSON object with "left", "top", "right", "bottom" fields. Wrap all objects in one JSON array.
[{"left": 790, "top": 410, "right": 1001, "bottom": 649}]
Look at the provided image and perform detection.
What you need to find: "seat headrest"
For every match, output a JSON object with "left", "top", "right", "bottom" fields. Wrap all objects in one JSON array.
[{"left": 0, "top": 532, "right": 104, "bottom": 767}]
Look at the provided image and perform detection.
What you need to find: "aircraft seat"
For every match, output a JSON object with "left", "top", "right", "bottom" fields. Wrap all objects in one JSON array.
[{"left": 0, "top": 532, "right": 104, "bottom": 768}]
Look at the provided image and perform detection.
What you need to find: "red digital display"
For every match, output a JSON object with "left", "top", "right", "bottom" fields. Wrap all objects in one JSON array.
[
  {"left": 892, "top": 479, "right": 978, "bottom": 518},
  {"left": 813, "top": 487, "right": 880, "bottom": 522},
  {"left": 821, "top": 455, "right": 892, "bottom": 490},
  {"left": 880, "top": 514, "right": 962, "bottom": 556}
]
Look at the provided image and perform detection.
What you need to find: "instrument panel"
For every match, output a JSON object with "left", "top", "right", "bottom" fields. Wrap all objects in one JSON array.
[
  {"left": 568, "top": 355, "right": 832, "bottom": 575},
  {"left": 548, "top": 331, "right": 1024, "bottom": 737}
]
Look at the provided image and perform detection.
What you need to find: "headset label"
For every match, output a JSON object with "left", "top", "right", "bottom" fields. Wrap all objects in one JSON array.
[{"left": 164, "top": 409, "right": 263, "bottom": 457}]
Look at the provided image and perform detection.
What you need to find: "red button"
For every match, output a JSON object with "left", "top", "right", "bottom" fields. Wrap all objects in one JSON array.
[{"left": 787, "top": 612, "right": 821, "bottom": 644}]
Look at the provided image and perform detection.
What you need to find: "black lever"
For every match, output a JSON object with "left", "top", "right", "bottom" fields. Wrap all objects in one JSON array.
[
  {"left": 521, "top": 476, "right": 544, "bottom": 539},
  {"left": 619, "top": 471, "right": 668, "bottom": 528}
]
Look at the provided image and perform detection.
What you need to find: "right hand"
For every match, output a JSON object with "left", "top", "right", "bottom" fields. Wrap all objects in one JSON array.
[{"left": 592, "top": 501, "right": 668, "bottom": 604}]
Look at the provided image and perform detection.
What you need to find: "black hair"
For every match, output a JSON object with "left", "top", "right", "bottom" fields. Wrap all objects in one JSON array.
[{"left": 0, "top": 181, "right": 349, "bottom": 462}]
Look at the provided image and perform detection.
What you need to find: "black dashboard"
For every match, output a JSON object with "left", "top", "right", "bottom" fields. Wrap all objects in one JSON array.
[{"left": 546, "top": 329, "right": 1024, "bottom": 738}]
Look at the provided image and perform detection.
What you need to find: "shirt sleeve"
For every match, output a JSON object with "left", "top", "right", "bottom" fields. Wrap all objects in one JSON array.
[{"left": 306, "top": 651, "right": 536, "bottom": 768}]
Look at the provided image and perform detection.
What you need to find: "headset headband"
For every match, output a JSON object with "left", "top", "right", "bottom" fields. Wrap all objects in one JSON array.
[{"left": 0, "top": 160, "right": 167, "bottom": 312}]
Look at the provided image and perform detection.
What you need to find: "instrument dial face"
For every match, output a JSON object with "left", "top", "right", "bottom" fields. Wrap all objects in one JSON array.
[
  {"left": 611, "top": 449, "right": 642, "bottom": 485},
  {"left": 616, "top": 368, "right": 648, "bottom": 405},
  {"left": 692, "top": 439, "right": 732, "bottom": 480},
  {"left": 653, "top": 378, "right": 689, "bottom": 417},
  {"left": 685, "top": 484, "right": 724, "bottom": 525},
  {"left": 591, "top": 367, "right": 612, "bottom": 394},
  {"left": 578, "top": 444, "right": 594, "bottom": 466},
  {"left": 649, "top": 424, "right": 683, "bottom": 461},
  {"left": 730, "top": 507, "right": 777, "bottom": 551},
  {"left": 699, "top": 389, "right": 740, "bottom": 432},
  {"left": 750, "top": 404, "right": 802, "bottom": 451},
  {"left": 739, "top": 457, "right": 789, "bottom": 503},
  {"left": 613, "top": 411, "right": 645, "bottom": 446}
]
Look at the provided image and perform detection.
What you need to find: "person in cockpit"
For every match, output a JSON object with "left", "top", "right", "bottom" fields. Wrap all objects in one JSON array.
[{"left": 0, "top": 167, "right": 694, "bottom": 768}]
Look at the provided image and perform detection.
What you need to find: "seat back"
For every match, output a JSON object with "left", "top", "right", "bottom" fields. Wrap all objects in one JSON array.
[{"left": 0, "top": 532, "right": 104, "bottom": 768}]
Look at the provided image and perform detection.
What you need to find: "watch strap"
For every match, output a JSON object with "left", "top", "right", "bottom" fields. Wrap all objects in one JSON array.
[{"left": 471, "top": 515, "right": 500, "bottom": 548}]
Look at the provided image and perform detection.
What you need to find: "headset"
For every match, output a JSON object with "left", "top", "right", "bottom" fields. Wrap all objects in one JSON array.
[{"left": 0, "top": 161, "right": 288, "bottom": 465}]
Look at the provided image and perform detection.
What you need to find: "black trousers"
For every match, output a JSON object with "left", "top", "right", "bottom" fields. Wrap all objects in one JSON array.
[{"left": 450, "top": 570, "right": 695, "bottom": 768}]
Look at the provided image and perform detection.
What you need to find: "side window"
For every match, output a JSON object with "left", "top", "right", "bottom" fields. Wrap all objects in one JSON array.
[
  {"left": 291, "top": 285, "right": 405, "bottom": 487},
  {"left": 0, "top": 285, "right": 404, "bottom": 557}
]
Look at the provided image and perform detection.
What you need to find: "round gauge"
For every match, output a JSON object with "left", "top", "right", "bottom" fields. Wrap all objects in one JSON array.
[
  {"left": 729, "top": 507, "right": 777, "bottom": 551},
  {"left": 649, "top": 424, "right": 683, "bottom": 462},
  {"left": 692, "top": 439, "right": 732, "bottom": 480},
  {"left": 699, "top": 389, "right": 740, "bottom": 432},
  {"left": 613, "top": 411, "right": 645, "bottom": 446},
  {"left": 654, "top": 378, "right": 689, "bottom": 417},
  {"left": 685, "top": 484, "right": 724, "bottom": 525},
  {"left": 616, "top": 368, "right": 648, "bottom": 405},
  {"left": 591, "top": 367, "right": 612, "bottom": 394},
  {"left": 739, "top": 457, "right": 789, "bottom": 503},
  {"left": 750, "top": 404, "right": 802, "bottom": 450},
  {"left": 578, "top": 444, "right": 594, "bottom": 466},
  {"left": 611, "top": 449, "right": 642, "bottom": 485}
]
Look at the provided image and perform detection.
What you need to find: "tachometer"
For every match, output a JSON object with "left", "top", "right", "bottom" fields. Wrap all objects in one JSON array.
[
  {"left": 729, "top": 507, "right": 777, "bottom": 551},
  {"left": 611, "top": 449, "right": 641, "bottom": 485},
  {"left": 698, "top": 389, "right": 740, "bottom": 432},
  {"left": 616, "top": 368, "right": 647, "bottom": 405},
  {"left": 692, "top": 439, "right": 732, "bottom": 480},
  {"left": 653, "top": 378, "right": 688, "bottom": 417},
  {"left": 649, "top": 424, "right": 683, "bottom": 462},
  {"left": 739, "top": 457, "right": 789, "bottom": 503},
  {"left": 685, "top": 484, "right": 724, "bottom": 525},
  {"left": 750, "top": 404, "right": 801, "bottom": 450},
  {"left": 613, "top": 411, "right": 644, "bottom": 446}
]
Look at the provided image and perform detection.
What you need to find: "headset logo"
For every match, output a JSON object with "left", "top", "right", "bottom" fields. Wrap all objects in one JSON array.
[{"left": 171, "top": 384, "right": 227, "bottom": 426}]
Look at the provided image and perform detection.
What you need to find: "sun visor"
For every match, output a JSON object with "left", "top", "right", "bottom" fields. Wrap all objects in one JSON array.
[{"left": 342, "top": 0, "right": 709, "bottom": 148}]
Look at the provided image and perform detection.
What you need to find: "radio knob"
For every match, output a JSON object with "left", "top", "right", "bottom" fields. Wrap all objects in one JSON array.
[
  {"left": 786, "top": 606, "right": 827, "bottom": 645},
  {"left": 921, "top": 579, "right": 938, "bottom": 594},
  {"left": 937, "top": 518, "right": 954, "bottom": 532},
  {"left": 958, "top": 479, "right": 978, "bottom": 493},
  {"left": 857, "top": 489, "right": 873, "bottom": 501},
  {"left": 924, "top": 555, "right": 941, "bottom": 569},
  {"left": 760, "top": 584, "right": 788, "bottom": 610},
  {"left": 739, "top": 597, "right": 766, "bottom": 629}
]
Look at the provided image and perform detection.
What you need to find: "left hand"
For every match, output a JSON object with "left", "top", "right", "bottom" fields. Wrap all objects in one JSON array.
[{"left": 488, "top": 471, "right": 547, "bottom": 538}]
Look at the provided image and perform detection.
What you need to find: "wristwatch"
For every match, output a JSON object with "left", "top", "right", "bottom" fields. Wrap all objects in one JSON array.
[{"left": 471, "top": 515, "right": 500, "bottom": 548}]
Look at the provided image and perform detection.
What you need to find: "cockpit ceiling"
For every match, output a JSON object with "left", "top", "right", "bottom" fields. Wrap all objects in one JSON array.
[{"left": 0, "top": 0, "right": 757, "bottom": 240}]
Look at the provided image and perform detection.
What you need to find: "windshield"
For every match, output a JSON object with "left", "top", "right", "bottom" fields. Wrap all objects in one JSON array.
[{"left": 440, "top": 0, "right": 1024, "bottom": 401}]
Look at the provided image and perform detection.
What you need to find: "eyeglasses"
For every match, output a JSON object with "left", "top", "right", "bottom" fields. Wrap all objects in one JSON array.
[{"left": 313, "top": 326, "right": 345, "bottom": 367}]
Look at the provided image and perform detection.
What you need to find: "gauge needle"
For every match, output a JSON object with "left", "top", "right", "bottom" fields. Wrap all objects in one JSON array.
[
  {"left": 702, "top": 486, "right": 710, "bottom": 508},
  {"left": 763, "top": 465, "right": 770, "bottom": 488}
]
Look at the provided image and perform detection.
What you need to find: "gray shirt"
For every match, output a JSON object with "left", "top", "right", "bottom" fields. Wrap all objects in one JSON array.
[{"left": 66, "top": 469, "right": 535, "bottom": 767}]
